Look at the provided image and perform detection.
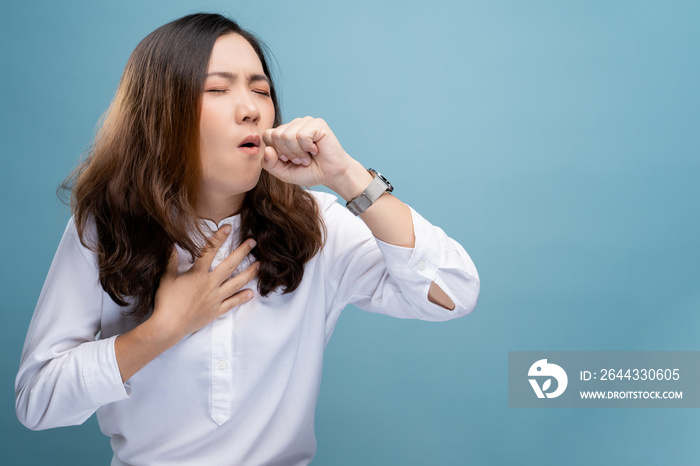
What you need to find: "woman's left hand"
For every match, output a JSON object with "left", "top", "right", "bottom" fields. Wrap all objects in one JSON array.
[{"left": 261, "top": 117, "right": 358, "bottom": 192}]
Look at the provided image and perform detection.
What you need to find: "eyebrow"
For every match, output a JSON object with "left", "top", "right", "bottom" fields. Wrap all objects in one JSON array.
[{"left": 205, "top": 71, "right": 270, "bottom": 86}]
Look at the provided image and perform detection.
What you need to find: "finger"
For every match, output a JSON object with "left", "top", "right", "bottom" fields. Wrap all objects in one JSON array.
[
  {"left": 220, "top": 261, "right": 259, "bottom": 297},
  {"left": 298, "top": 128, "right": 321, "bottom": 156},
  {"left": 263, "top": 129, "right": 293, "bottom": 163},
  {"left": 213, "top": 237, "right": 257, "bottom": 282},
  {"left": 195, "top": 224, "right": 232, "bottom": 271},
  {"left": 267, "top": 119, "right": 309, "bottom": 162},
  {"left": 262, "top": 128, "right": 274, "bottom": 147},
  {"left": 219, "top": 288, "right": 255, "bottom": 315},
  {"left": 290, "top": 118, "right": 323, "bottom": 163}
]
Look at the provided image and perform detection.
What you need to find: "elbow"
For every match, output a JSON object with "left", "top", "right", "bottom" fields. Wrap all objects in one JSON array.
[
  {"left": 465, "top": 275, "right": 480, "bottom": 314},
  {"left": 423, "top": 275, "right": 479, "bottom": 321},
  {"left": 17, "top": 415, "right": 44, "bottom": 432},
  {"left": 15, "top": 373, "right": 61, "bottom": 431},
  {"left": 450, "top": 275, "right": 480, "bottom": 318},
  {"left": 15, "top": 390, "right": 45, "bottom": 431},
  {"left": 15, "top": 367, "right": 45, "bottom": 430},
  {"left": 15, "top": 379, "right": 91, "bottom": 431}
]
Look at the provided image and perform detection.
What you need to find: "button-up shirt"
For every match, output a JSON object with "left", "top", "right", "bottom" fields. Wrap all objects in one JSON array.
[{"left": 16, "top": 191, "right": 480, "bottom": 465}]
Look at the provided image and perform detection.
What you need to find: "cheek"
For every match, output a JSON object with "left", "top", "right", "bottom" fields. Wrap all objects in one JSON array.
[
  {"left": 199, "top": 114, "right": 229, "bottom": 155},
  {"left": 263, "top": 101, "right": 276, "bottom": 128},
  {"left": 199, "top": 110, "right": 220, "bottom": 141}
]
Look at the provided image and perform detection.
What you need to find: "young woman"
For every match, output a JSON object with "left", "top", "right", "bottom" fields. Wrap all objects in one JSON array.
[{"left": 15, "top": 13, "right": 480, "bottom": 465}]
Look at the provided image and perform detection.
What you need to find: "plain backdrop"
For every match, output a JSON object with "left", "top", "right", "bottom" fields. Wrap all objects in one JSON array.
[{"left": 1, "top": 0, "right": 699, "bottom": 464}]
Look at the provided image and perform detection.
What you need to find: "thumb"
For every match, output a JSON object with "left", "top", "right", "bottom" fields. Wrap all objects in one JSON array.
[{"left": 262, "top": 145, "right": 282, "bottom": 174}]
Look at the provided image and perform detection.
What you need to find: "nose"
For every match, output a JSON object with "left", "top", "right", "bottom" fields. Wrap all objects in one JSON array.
[{"left": 234, "top": 89, "right": 260, "bottom": 125}]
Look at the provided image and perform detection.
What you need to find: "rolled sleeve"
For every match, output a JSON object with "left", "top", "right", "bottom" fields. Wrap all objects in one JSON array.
[
  {"left": 321, "top": 192, "right": 479, "bottom": 322},
  {"left": 375, "top": 206, "right": 480, "bottom": 320},
  {"left": 374, "top": 206, "right": 443, "bottom": 283}
]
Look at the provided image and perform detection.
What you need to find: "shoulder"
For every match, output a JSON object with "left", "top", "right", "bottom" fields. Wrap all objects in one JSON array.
[
  {"left": 60, "top": 215, "right": 99, "bottom": 269},
  {"left": 308, "top": 190, "right": 340, "bottom": 213},
  {"left": 307, "top": 189, "right": 374, "bottom": 248},
  {"left": 308, "top": 190, "right": 359, "bottom": 226}
]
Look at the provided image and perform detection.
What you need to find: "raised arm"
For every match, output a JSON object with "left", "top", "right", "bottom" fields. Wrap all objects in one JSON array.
[{"left": 262, "top": 116, "right": 465, "bottom": 310}]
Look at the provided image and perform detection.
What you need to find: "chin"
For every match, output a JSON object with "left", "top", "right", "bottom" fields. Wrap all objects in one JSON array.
[{"left": 242, "top": 172, "right": 263, "bottom": 192}]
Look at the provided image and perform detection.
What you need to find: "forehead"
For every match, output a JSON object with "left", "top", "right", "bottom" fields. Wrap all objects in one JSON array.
[
  {"left": 208, "top": 34, "right": 263, "bottom": 74},
  {"left": 207, "top": 33, "right": 264, "bottom": 73}
]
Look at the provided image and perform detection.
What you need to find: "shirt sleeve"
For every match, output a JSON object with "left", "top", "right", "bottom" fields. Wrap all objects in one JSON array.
[
  {"left": 320, "top": 194, "right": 480, "bottom": 321},
  {"left": 15, "top": 218, "right": 129, "bottom": 431}
]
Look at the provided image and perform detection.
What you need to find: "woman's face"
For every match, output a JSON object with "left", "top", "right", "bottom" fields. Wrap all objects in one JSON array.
[{"left": 198, "top": 33, "right": 275, "bottom": 216}]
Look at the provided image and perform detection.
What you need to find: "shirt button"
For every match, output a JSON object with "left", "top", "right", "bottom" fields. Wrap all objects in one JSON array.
[
  {"left": 215, "top": 251, "right": 224, "bottom": 261},
  {"left": 217, "top": 360, "right": 227, "bottom": 370},
  {"left": 417, "top": 260, "right": 426, "bottom": 271}
]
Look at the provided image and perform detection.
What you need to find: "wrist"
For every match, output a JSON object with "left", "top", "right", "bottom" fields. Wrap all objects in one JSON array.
[
  {"left": 327, "top": 159, "right": 374, "bottom": 202},
  {"left": 142, "top": 311, "right": 185, "bottom": 348}
]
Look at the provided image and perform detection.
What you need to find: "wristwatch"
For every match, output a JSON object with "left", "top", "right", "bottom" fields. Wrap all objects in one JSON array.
[{"left": 346, "top": 168, "right": 393, "bottom": 216}]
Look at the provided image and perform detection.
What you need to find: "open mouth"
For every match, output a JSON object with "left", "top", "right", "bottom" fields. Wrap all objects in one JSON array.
[{"left": 238, "top": 135, "right": 261, "bottom": 149}]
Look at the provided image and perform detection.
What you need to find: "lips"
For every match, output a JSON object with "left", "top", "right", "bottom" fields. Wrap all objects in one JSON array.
[
  {"left": 237, "top": 135, "right": 261, "bottom": 155},
  {"left": 238, "top": 135, "right": 261, "bottom": 149}
]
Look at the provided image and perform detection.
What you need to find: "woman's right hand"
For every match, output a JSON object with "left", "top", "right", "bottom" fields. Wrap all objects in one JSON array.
[
  {"left": 115, "top": 226, "right": 258, "bottom": 382},
  {"left": 150, "top": 225, "right": 259, "bottom": 342}
]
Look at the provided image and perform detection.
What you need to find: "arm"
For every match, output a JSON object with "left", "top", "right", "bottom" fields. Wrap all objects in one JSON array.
[
  {"left": 15, "top": 219, "right": 127, "bottom": 430},
  {"left": 262, "top": 117, "right": 479, "bottom": 315},
  {"left": 114, "top": 227, "right": 258, "bottom": 382},
  {"left": 325, "top": 161, "right": 456, "bottom": 310},
  {"left": 16, "top": 221, "right": 258, "bottom": 429},
  {"left": 318, "top": 192, "right": 479, "bottom": 321}
]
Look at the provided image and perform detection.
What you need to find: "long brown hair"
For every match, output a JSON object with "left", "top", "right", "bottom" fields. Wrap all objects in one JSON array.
[{"left": 62, "top": 13, "right": 325, "bottom": 319}]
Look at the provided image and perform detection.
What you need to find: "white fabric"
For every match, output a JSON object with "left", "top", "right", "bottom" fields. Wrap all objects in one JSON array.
[{"left": 16, "top": 191, "right": 480, "bottom": 466}]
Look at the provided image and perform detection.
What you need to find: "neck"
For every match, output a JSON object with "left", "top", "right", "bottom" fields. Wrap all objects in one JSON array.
[{"left": 196, "top": 192, "right": 246, "bottom": 224}]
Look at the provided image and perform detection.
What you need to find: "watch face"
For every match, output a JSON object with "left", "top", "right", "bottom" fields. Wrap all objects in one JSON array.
[{"left": 369, "top": 168, "right": 394, "bottom": 192}]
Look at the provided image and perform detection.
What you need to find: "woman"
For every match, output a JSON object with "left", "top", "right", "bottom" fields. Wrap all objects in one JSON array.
[{"left": 15, "top": 12, "right": 480, "bottom": 465}]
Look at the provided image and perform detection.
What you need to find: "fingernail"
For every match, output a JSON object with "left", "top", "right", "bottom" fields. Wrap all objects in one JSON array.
[
  {"left": 249, "top": 239, "right": 257, "bottom": 248},
  {"left": 293, "top": 158, "right": 301, "bottom": 164},
  {"left": 246, "top": 290, "right": 254, "bottom": 300},
  {"left": 222, "top": 225, "right": 231, "bottom": 234}
]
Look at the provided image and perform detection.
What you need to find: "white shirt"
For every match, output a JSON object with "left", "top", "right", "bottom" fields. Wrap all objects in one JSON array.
[{"left": 15, "top": 191, "right": 480, "bottom": 466}]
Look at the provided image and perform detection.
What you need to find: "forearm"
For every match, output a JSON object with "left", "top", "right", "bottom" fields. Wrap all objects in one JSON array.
[
  {"left": 329, "top": 159, "right": 415, "bottom": 248},
  {"left": 328, "top": 159, "right": 454, "bottom": 309},
  {"left": 114, "top": 318, "right": 181, "bottom": 383}
]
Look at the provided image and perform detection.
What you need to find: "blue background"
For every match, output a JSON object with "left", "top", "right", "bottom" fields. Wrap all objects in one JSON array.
[{"left": 1, "top": 0, "right": 698, "bottom": 464}]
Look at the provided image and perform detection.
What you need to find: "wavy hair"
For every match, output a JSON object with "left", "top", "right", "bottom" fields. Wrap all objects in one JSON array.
[{"left": 61, "top": 13, "right": 325, "bottom": 319}]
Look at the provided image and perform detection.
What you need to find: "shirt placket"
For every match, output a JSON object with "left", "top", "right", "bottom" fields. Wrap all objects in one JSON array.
[
  {"left": 211, "top": 310, "right": 234, "bottom": 425},
  {"left": 210, "top": 236, "right": 235, "bottom": 426}
]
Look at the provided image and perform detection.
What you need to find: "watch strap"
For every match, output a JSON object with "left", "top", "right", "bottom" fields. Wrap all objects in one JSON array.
[{"left": 346, "top": 169, "right": 392, "bottom": 216}]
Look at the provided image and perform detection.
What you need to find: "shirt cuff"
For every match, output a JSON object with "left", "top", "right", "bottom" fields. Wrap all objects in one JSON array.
[
  {"left": 373, "top": 206, "right": 441, "bottom": 283},
  {"left": 81, "top": 335, "right": 130, "bottom": 406}
]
